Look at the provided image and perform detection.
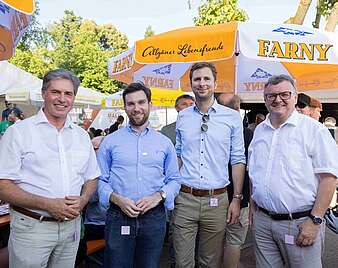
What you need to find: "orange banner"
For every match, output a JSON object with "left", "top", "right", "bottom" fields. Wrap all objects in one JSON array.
[{"left": 135, "top": 22, "right": 237, "bottom": 64}]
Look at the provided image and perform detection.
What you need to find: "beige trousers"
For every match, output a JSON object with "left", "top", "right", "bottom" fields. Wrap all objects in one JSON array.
[
  {"left": 9, "top": 209, "right": 80, "bottom": 268},
  {"left": 173, "top": 191, "right": 228, "bottom": 268}
]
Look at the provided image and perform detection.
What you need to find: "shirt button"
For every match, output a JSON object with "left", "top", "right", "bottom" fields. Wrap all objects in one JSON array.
[
  {"left": 201, "top": 151, "right": 203, "bottom": 154},
  {"left": 200, "top": 176, "right": 203, "bottom": 179},
  {"left": 201, "top": 163, "right": 203, "bottom": 166},
  {"left": 201, "top": 139, "right": 204, "bottom": 141}
]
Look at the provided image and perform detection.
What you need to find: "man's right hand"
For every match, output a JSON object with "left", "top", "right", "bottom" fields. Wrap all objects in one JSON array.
[
  {"left": 110, "top": 193, "right": 141, "bottom": 218},
  {"left": 45, "top": 198, "right": 80, "bottom": 221}
]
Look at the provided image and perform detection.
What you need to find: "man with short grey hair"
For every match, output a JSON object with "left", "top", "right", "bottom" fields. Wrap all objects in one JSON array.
[
  {"left": 0, "top": 69, "right": 101, "bottom": 268},
  {"left": 248, "top": 74, "right": 338, "bottom": 267}
]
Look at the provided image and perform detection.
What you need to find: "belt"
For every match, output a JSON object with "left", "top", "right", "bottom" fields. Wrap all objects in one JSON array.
[
  {"left": 180, "top": 184, "right": 227, "bottom": 197},
  {"left": 11, "top": 206, "right": 58, "bottom": 222},
  {"left": 258, "top": 206, "right": 311, "bottom": 221}
]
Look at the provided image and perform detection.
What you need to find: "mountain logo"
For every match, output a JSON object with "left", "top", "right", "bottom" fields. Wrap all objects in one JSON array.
[
  {"left": 152, "top": 64, "right": 172, "bottom": 75},
  {"left": 251, "top": 68, "right": 272, "bottom": 79},
  {"left": 272, "top": 27, "right": 313, "bottom": 36}
]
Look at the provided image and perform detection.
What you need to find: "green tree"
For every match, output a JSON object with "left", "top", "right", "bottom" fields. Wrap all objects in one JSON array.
[
  {"left": 194, "top": 0, "right": 248, "bottom": 26},
  {"left": 11, "top": 10, "right": 129, "bottom": 94},
  {"left": 144, "top": 25, "right": 155, "bottom": 38}
]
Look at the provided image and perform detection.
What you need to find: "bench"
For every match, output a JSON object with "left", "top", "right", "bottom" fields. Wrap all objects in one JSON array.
[{"left": 86, "top": 239, "right": 105, "bottom": 255}]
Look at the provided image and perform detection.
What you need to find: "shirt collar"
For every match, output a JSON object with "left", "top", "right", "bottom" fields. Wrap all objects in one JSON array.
[
  {"left": 264, "top": 110, "right": 299, "bottom": 129},
  {"left": 193, "top": 98, "right": 220, "bottom": 115},
  {"left": 127, "top": 122, "right": 150, "bottom": 135},
  {"left": 34, "top": 108, "right": 74, "bottom": 129}
]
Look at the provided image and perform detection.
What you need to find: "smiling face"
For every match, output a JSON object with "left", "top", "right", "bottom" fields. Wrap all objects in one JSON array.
[
  {"left": 42, "top": 79, "right": 75, "bottom": 127},
  {"left": 264, "top": 80, "right": 297, "bottom": 124},
  {"left": 191, "top": 67, "right": 217, "bottom": 102},
  {"left": 124, "top": 90, "right": 151, "bottom": 128}
]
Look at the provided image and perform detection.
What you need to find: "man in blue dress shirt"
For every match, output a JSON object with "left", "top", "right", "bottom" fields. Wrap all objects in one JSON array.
[
  {"left": 173, "top": 62, "right": 246, "bottom": 268},
  {"left": 97, "top": 82, "right": 181, "bottom": 268}
]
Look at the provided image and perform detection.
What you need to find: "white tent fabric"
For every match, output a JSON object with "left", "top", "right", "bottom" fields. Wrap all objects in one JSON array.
[
  {"left": 0, "top": 61, "right": 41, "bottom": 95},
  {"left": 1, "top": 61, "right": 106, "bottom": 107}
]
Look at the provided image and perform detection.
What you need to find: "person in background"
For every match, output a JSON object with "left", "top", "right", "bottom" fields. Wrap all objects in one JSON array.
[
  {"left": 0, "top": 109, "right": 14, "bottom": 137},
  {"left": 0, "top": 69, "right": 101, "bottom": 268},
  {"left": 247, "top": 113, "right": 265, "bottom": 132},
  {"left": 88, "top": 127, "right": 96, "bottom": 139},
  {"left": 98, "top": 82, "right": 181, "bottom": 268},
  {"left": 173, "top": 62, "right": 246, "bottom": 268},
  {"left": 308, "top": 97, "right": 322, "bottom": 121},
  {"left": 161, "top": 94, "right": 194, "bottom": 146},
  {"left": 217, "top": 93, "right": 253, "bottom": 268},
  {"left": 295, "top": 92, "right": 311, "bottom": 116},
  {"left": 1, "top": 101, "right": 22, "bottom": 121},
  {"left": 8, "top": 109, "right": 22, "bottom": 124},
  {"left": 108, "top": 115, "right": 124, "bottom": 134},
  {"left": 248, "top": 74, "right": 338, "bottom": 267}
]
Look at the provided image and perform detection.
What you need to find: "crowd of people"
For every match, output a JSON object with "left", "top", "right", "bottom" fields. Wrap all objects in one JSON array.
[{"left": 0, "top": 62, "right": 337, "bottom": 268}]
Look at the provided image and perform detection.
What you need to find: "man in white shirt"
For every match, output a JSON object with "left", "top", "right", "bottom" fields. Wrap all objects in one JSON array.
[
  {"left": 0, "top": 69, "right": 101, "bottom": 268},
  {"left": 248, "top": 74, "right": 338, "bottom": 268}
]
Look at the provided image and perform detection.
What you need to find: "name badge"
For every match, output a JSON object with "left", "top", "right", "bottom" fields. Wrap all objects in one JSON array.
[
  {"left": 121, "top": 226, "right": 130, "bottom": 235},
  {"left": 284, "top": 234, "right": 294, "bottom": 245},
  {"left": 210, "top": 198, "right": 218, "bottom": 207}
]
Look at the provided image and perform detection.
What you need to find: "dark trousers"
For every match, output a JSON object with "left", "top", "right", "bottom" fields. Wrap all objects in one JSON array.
[{"left": 104, "top": 203, "right": 166, "bottom": 268}]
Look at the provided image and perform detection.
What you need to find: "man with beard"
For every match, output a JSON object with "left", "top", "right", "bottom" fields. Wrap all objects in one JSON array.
[
  {"left": 97, "top": 82, "right": 181, "bottom": 268},
  {"left": 173, "top": 62, "right": 246, "bottom": 268},
  {"left": 248, "top": 75, "right": 338, "bottom": 267}
]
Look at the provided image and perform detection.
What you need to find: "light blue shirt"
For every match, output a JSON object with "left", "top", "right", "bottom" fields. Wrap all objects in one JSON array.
[
  {"left": 98, "top": 125, "right": 181, "bottom": 210},
  {"left": 176, "top": 101, "right": 246, "bottom": 189}
]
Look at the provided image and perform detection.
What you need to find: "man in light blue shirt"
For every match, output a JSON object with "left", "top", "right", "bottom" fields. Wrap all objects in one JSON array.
[
  {"left": 173, "top": 62, "right": 246, "bottom": 268},
  {"left": 97, "top": 82, "right": 181, "bottom": 268}
]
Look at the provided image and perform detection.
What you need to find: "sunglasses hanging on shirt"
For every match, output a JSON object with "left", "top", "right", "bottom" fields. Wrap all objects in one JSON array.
[{"left": 201, "top": 114, "right": 210, "bottom": 133}]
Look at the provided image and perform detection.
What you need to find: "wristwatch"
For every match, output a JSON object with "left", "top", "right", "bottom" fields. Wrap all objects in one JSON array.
[
  {"left": 309, "top": 214, "right": 323, "bottom": 225},
  {"left": 159, "top": 190, "right": 167, "bottom": 201},
  {"left": 233, "top": 193, "right": 243, "bottom": 200}
]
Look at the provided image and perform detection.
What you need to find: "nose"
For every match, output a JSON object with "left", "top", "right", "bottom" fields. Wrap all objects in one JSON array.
[{"left": 58, "top": 93, "right": 66, "bottom": 102}]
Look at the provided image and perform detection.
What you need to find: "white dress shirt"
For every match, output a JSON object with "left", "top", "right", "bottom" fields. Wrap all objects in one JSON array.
[
  {"left": 0, "top": 109, "right": 101, "bottom": 215},
  {"left": 248, "top": 111, "right": 338, "bottom": 213}
]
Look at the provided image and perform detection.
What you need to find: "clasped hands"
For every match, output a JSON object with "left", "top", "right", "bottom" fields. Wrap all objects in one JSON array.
[
  {"left": 112, "top": 192, "right": 162, "bottom": 218},
  {"left": 46, "top": 196, "right": 86, "bottom": 222}
]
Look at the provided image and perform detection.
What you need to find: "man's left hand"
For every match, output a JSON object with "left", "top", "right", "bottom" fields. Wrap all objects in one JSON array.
[
  {"left": 227, "top": 199, "right": 241, "bottom": 225},
  {"left": 65, "top": 196, "right": 87, "bottom": 213},
  {"left": 136, "top": 193, "right": 162, "bottom": 214},
  {"left": 296, "top": 219, "right": 320, "bottom": 247}
]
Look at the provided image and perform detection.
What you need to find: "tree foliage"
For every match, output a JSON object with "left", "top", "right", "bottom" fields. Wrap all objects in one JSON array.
[
  {"left": 144, "top": 25, "right": 155, "bottom": 38},
  {"left": 194, "top": 0, "right": 248, "bottom": 26},
  {"left": 319, "top": 0, "right": 338, "bottom": 17},
  {"left": 11, "top": 10, "right": 129, "bottom": 94}
]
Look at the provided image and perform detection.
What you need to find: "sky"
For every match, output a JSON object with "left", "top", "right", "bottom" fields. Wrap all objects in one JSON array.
[{"left": 38, "top": 0, "right": 322, "bottom": 46}]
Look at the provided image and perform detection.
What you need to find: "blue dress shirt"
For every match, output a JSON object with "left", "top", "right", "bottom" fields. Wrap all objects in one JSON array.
[
  {"left": 176, "top": 101, "right": 246, "bottom": 189},
  {"left": 84, "top": 191, "right": 107, "bottom": 225},
  {"left": 98, "top": 125, "right": 181, "bottom": 210}
]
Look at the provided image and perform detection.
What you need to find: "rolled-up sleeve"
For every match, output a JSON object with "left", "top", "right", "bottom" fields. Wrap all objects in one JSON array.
[{"left": 230, "top": 114, "right": 246, "bottom": 165}]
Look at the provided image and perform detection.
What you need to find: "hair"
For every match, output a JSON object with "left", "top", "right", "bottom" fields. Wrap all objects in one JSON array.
[
  {"left": 42, "top": 69, "right": 80, "bottom": 95},
  {"left": 219, "top": 94, "right": 241, "bottom": 111},
  {"left": 175, "top": 94, "right": 195, "bottom": 107},
  {"left": 122, "top": 82, "right": 151, "bottom": 104},
  {"left": 309, "top": 97, "right": 322, "bottom": 110},
  {"left": 116, "top": 115, "right": 124, "bottom": 123},
  {"left": 9, "top": 108, "right": 21, "bottom": 118},
  {"left": 189, "top": 62, "right": 217, "bottom": 83},
  {"left": 264, "top": 74, "right": 296, "bottom": 92}
]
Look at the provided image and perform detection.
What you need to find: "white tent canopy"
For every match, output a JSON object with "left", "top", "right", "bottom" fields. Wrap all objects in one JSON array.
[{"left": 1, "top": 61, "right": 106, "bottom": 108}]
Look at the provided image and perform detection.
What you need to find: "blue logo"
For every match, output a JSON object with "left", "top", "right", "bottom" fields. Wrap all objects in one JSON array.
[
  {"left": 0, "top": 3, "right": 10, "bottom": 14},
  {"left": 152, "top": 64, "right": 172, "bottom": 75},
  {"left": 251, "top": 68, "right": 272, "bottom": 79},
  {"left": 272, "top": 27, "right": 313, "bottom": 36}
]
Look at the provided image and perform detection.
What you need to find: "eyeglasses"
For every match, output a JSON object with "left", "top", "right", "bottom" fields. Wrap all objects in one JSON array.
[
  {"left": 201, "top": 114, "right": 209, "bottom": 132},
  {"left": 264, "top": 91, "right": 293, "bottom": 102}
]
